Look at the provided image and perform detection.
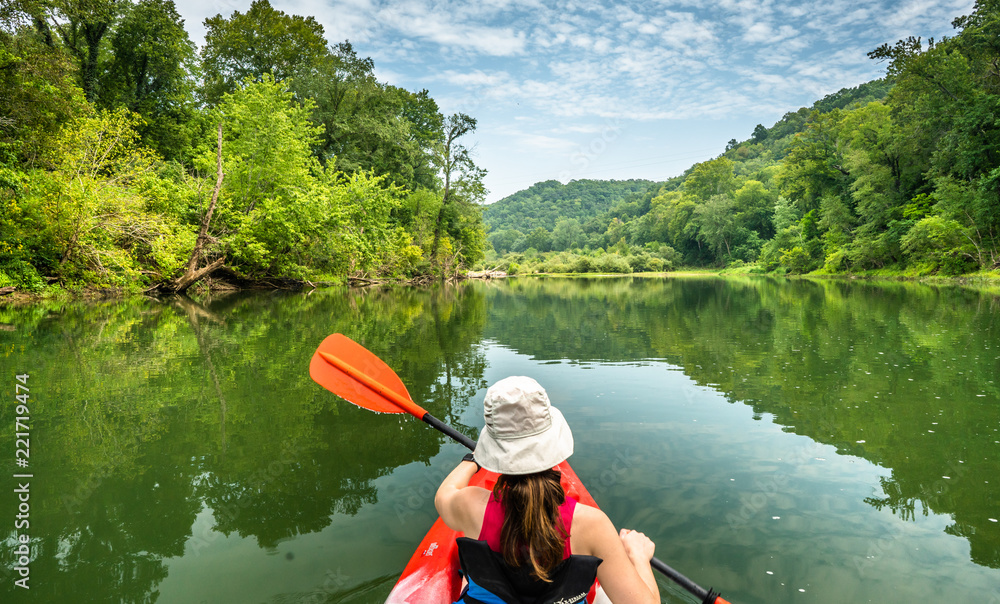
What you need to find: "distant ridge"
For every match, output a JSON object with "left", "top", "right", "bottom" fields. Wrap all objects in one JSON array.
[{"left": 483, "top": 178, "right": 657, "bottom": 233}]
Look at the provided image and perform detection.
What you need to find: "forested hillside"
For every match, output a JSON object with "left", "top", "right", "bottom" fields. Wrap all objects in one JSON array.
[
  {"left": 487, "top": 0, "right": 1000, "bottom": 277},
  {"left": 483, "top": 179, "right": 655, "bottom": 251},
  {"left": 0, "top": 0, "right": 487, "bottom": 294}
]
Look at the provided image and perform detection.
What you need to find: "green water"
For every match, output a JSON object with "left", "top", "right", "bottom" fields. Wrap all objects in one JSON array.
[{"left": 1, "top": 277, "right": 998, "bottom": 604}]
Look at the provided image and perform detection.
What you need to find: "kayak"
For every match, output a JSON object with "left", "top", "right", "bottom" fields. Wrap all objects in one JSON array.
[{"left": 385, "top": 459, "right": 603, "bottom": 603}]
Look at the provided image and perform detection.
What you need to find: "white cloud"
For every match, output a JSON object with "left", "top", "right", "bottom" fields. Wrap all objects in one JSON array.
[{"left": 172, "top": 0, "right": 980, "bottom": 201}]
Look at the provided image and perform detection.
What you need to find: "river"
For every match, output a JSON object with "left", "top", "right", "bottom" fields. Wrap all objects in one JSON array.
[{"left": 0, "top": 276, "right": 997, "bottom": 603}]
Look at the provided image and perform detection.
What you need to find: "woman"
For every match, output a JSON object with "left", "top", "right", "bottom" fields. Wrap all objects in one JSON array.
[{"left": 435, "top": 376, "right": 660, "bottom": 604}]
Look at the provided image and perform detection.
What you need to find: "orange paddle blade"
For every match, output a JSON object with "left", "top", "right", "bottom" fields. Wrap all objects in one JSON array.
[{"left": 310, "top": 334, "right": 419, "bottom": 415}]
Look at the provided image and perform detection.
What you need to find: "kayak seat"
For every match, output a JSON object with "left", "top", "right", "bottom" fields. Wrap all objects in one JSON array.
[{"left": 454, "top": 537, "right": 602, "bottom": 604}]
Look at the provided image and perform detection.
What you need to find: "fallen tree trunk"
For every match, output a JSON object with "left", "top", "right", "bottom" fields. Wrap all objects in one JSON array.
[{"left": 163, "top": 122, "right": 226, "bottom": 293}]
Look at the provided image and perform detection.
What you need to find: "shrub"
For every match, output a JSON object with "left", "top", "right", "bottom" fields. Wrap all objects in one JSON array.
[
  {"left": 823, "top": 247, "right": 851, "bottom": 272},
  {"left": 778, "top": 246, "right": 813, "bottom": 274},
  {"left": 901, "top": 216, "right": 977, "bottom": 275},
  {"left": 593, "top": 253, "right": 632, "bottom": 273},
  {"left": 571, "top": 255, "right": 593, "bottom": 273},
  {"left": 0, "top": 259, "right": 46, "bottom": 291}
]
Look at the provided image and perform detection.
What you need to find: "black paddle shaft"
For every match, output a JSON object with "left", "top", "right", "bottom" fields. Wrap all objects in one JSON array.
[{"left": 422, "top": 412, "right": 477, "bottom": 451}]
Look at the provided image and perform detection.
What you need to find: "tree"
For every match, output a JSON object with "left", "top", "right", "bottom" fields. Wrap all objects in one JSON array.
[
  {"left": 200, "top": 0, "right": 329, "bottom": 105},
  {"left": 291, "top": 40, "right": 432, "bottom": 187},
  {"left": 488, "top": 228, "right": 524, "bottom": 254},
  {"left": 692, "top": 194, "right": 738, "bottom": 261},
  {"left": 166, "top": 122, "right": 224, "bottom": 292},
  {"left": 431, "top": 112, "right": 484, "bottom": 265},
  {"left": 523, "top": 226, "right": 552, "bottom": 253},
  {"left": 684, "top": 158, "right": 737, "bottom": 200},
  {"left": 552, "top": 218, "right": 583, "bottom": 250},
  {"left": 47, "top": 0, "right": 122, "bottom": 102},
  {"left": 733, "top": 180, "right": 776, "bottom": 239},
  {"left": 104, "top": 0, "right": 198, "bottom": 159},
  {"left": 751, "top": 124, "right": 768, "bottom": 143},
  {"left": 817, "top": 193, "right": 855, "bottom": 256},
  {"left": 21, "top": 108, "right": 176, "bottom": 286},
  {"left": 777, "top": 109, "right": 853, "bottom": 212},
  {"left": 0, "top": 8, "right": 87, "bottom": 165},
  {"left": 198, "top": 75, "right": 322, "bottom": 276}
]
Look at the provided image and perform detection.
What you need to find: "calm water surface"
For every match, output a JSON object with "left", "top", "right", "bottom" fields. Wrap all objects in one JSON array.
[{"left": 1, "top": 276, "right": 998, "bottom": 603}]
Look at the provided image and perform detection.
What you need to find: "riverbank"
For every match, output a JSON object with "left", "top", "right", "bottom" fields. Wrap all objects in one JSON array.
[{"left": 5, "top": 266, "right": 1000, "bottom": 306}]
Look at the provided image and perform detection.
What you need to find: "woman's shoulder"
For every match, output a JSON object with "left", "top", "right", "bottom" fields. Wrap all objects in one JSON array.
[
  {"left": 569, "top": 501, "right": 615, "bottom": 556},
  {"left": 571, "top": 501, "right": 612, "bottom": 530}
]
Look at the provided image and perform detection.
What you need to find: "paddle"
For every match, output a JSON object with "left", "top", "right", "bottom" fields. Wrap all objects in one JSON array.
[{"left": 310, "top": 333, "right": 731, "bottom": 604}]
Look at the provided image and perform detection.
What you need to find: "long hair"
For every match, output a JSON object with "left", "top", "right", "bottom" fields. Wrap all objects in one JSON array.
[{"left": 493, "top": 469, "right": 567, "bottom": 582}]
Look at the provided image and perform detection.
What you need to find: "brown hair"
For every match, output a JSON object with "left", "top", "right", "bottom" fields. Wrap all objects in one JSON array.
[{"left": 492, "top": 469, "right": 567, "bottom": 582}]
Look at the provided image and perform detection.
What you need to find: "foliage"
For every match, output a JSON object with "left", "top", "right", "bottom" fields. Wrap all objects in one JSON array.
[
  {"left": 102, "top": 0, "right": 198, "bottom": 160},
  {"left": 200, "top": 0, "right": 329, "bottom": 105},
  {"left": 900, "top": 215, "right": 977, "bottom": 274},
  {"left": 0, "top": 18, "right": 89, "bottom": 164},
  {"left": 19, "top": 108, "right": 179, "bottom": 287},
  {"left": 483, "top": 179, "right": 656, "bottom": 233}
]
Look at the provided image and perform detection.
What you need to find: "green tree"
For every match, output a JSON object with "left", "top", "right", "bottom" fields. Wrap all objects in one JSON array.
[
  {"left": 104, "top": 0, "right": 198, "bottom": 159},
  {"left": 431, "top": 112, "right": 484, "bottom": 266},
  {"left": 47, "top": 0, "right": 122, "bottom": 102},
  {"left": 684, "top": 157, "right": 737, "bottom": 200},
  {"left": 901, "top": 215, "right": 977, "bottom": 274},
  {"left": 487, "top": 228, "right": 524, "bottom": 255},
  {"left": 733, "top": 179, "right": 776, "bottom": 239},
  {"left": 817, "top": 193, "right": 855, "bottom": 257},
  {"left": 777, "top": 109, "right": 852, "bottom": 212},
  {"left": 0, "top": 7, "right": 88, "bottom": 164},
  {"left": 292, "top": 42, "right": 438, "bottom": 190},
  {"left": 200, "top": 0, "right": 329, "bottom": 104},
  {"left": 198, "top": 76, "right": 322, "bottom": 276},
  {"left": 523, "top": 226, "right": 552, "bottom": 253},
  {"left": 692, "top": 194, "right": 738, "bottom": 261},
  {"left": 552, "top": 218, "right": 583, "bottom": 250},
  {"left": 20, "top": 108, "right": 179, "bottom": 286}
]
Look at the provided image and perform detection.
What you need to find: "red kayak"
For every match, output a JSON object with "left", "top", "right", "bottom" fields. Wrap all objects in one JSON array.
[{"left": 385, "top": 459, "right": 603, "bottom": 603}]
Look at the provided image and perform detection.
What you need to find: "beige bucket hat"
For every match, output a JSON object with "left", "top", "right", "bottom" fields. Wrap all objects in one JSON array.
[{"left": 473, "top": 376, "right": 574, "bottom": 475}]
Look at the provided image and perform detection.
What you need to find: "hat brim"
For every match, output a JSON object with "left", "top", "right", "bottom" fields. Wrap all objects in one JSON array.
[{"left": 474, "top": 406, "right": 574, "bottom": 475}]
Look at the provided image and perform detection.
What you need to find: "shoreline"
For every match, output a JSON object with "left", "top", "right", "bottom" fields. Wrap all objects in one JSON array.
[{"left": 4, "top": 269, "right": 999, "bottom": 306}]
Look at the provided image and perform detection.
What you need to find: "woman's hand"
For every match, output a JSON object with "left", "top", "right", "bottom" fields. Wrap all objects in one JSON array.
[{"left": 619, "top": 528, "right": 655, "bottom": 563}]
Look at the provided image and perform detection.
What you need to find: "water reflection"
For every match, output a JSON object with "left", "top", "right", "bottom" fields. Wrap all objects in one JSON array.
[
  {"left": 482, "top": 276, "right": 1000, "bottom": 571},
  {"left": 0, "top": 277, "right": 997, "bottom": 603},
  {"left": 0, "top": 285, "right": 488, "bottom": 603}
]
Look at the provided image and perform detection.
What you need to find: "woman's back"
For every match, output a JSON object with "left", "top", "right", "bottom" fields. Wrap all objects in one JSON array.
[{"left": 434, "top": 376, "right": 659, "bottom": 604}]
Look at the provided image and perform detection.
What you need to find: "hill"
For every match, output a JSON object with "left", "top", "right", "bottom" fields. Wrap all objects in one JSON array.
[{"left": 482, "top": 179, "right": 656, "bottom": 233}]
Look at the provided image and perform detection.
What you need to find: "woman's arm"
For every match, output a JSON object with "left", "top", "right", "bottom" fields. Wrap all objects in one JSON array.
[
  {"left": 573, "top": 505, "right": 659, "bottom": 604},
  {"left": 434, "top": 459, "right": 488, "bottom": 535}
]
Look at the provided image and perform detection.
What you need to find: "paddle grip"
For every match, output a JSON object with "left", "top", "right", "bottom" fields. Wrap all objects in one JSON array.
[{"left": 421, "top": 412, "right": 477, "bottom": 451}]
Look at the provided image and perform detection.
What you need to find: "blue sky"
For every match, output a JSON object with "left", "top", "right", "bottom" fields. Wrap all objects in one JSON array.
[{"left": 175, "top": 0, "right": 975, "bottom": 202}]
